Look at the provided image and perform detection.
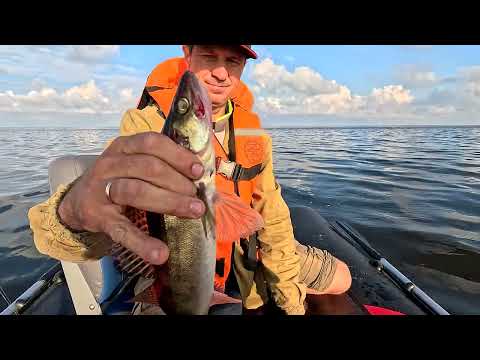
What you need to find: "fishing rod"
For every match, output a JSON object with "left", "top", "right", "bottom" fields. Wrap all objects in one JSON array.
[
  {"left": 1, "top": 262, "right": 63, "bottom": 315},
  {"left": 331, "top": 221, "right": 450, "bottom": 315}
]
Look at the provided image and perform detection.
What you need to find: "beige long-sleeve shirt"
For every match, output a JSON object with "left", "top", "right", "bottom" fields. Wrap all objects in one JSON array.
[{"left": 28, "top": 105, "right": 307, "bottom": 314}]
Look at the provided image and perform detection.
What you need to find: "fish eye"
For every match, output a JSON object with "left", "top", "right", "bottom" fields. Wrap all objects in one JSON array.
[{"left": 177, "top": 98, "right": 189, "bottom": 114}]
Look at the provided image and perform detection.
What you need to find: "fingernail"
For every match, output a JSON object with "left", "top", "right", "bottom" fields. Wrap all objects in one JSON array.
[
  {"left": 150, "top": 247, "right": 167, "bottom": 264},
  {"left": 190, "top": 200, "right": 204, "bottom": 216},
  {"left": 192, "top": 163, "right": 204, "bottom": 177}
]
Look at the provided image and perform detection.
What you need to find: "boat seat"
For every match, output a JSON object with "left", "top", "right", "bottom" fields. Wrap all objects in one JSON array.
[{"left": 48, "top": 155, "right": 130, "bottom": 315}]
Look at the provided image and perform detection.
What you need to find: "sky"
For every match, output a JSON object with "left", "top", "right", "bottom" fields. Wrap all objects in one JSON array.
[{"left": 1, "top": 45, "right": 480, "bottom": 128}]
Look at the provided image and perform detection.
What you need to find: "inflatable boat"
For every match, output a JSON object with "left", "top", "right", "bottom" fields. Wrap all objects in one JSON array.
[{"left": 0, "top": 155, "right": 449, "bottom": 316}]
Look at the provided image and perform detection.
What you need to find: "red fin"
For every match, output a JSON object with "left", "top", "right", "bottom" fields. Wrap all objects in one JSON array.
[
  {"left": 130, "top": 273, "right": 167, "bottom": 306},
  {"left": 131, "top": 284, "right": 161, "bottom": 306},
  {"left": 215, "top": 191, "right": 264, "bottom": 243},
  {"left": 209, "top": 290, "right": 242, "bottom": 307}
]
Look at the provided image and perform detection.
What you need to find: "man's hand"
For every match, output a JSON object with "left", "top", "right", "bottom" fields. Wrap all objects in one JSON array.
[{"left": 58, "top": 132, "right": 206, "bottom": 265}]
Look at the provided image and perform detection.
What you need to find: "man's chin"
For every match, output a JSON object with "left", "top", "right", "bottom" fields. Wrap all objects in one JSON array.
[{"left": 209, "top": 94, "right": 230, "bottom": 108}]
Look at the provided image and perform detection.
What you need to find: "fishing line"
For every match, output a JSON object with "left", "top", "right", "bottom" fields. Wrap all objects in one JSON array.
[{"left": 0, "top": 284, "right": 11, "bottom": 305}]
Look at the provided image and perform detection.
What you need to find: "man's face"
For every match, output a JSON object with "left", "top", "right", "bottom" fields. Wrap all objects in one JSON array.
[{"left": 183, "top": 45, "right": 246, "bottom": 109}]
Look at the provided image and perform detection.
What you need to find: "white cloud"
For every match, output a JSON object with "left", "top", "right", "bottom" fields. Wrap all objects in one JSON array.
[
  {"left": 0, "top": 45, "right": 144, "bottom": 118},
  {"left": 249, "top": 58, "right": 480, "bottom": 123},
  {"left": 466, "top": 81, "right": 480, "bottom": 97},
  {"left": 67, "top": 45, "right": 120, "bottom": 63},
  {"left": 369, "top": 85, "right": 413, "bottom": 105},
  {"left": 252, "top": 58, "right": 342, "bottom": 97},
  {"left": 250, "top": 58, "right": 415, "bottom": 118},
  {"left": 1, "top": 46, "right": 479, "bottom": 126},
  {"left": 458, "top": 65, "right": 480, "bottom": 81},
  {"left": 0, "top": 65, "right": 11, "bottom": 75},
  {"left": 428, "top": 105, "right": 457, "bottom": 115},
  {"left": 0, "top": 80, "right": 137, "bottom": 115},
  {"left": 394, "top": 64, "right": 438, "bottom": 88},
  {"left": 0, "top": 46, "right": 140, "bottom": 88},
  {"left": 457, "top": 66, "right": 480, "bottom": 104},
  {"left": 118, "top": 87, "right": 138, "bottom": 109}
]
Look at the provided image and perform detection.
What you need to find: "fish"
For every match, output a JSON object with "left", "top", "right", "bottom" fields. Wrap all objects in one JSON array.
[{"left": 111, "top": 71, "right": 264, "bottom": 314}]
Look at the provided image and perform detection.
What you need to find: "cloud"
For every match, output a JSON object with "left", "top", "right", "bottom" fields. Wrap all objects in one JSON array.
[
  {"left": 249, "top": 58, "right": 480, "bottom": 123},
  {"left": 459, "top": 65, "right": 480, "bottom": 80},
  {"left": 250, "top": 58, "right": 414, "bottom": 118},
  {"left": 2, "top": 46, "right": 479, "bottom": 126},
  {"left": 0, "top": 46, "right": 138, "bottom": 87},
  {"left": 252, "top": 58, "right": 342, "bottom": 96},
  {"left": 457, "top": 66, "right": 480, "bottom": 102},
  {"left": 428, "top": 105, "right": 457, "bottom": 115},
  {"left": 0, "top": 45, "right": 145, "bottom": 117},
  {"left": 466, "top": 81, "right": 480, "bottom": 97},
  {"left": 369, "top": 85, "right": 413, "bottom": 105},
  {"left": 394, "top": 64, "right": 438, "bottom": 88},
  {"left": 67, "top": 45, "right": 120, "bottom": 64},
  {"left": 429, "top": 66, "right": 480, "bottom": 113},
  {"left": 0, "top": 80, "right": 137, "bottom": 115}
]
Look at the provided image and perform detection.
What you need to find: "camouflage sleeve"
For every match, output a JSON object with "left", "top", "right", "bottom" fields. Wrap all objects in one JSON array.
[
  {"left": 28, "top": 182, "right": 113, "bottom": 263},
  {"left": 119, "top": 105, "right": 165, "bottom": 136},
  {"left": 29, "top": 105, "right": 165, "bottom": 263},
  {"left": 251, "top": 135, "right": 307, "bottom": 315}
]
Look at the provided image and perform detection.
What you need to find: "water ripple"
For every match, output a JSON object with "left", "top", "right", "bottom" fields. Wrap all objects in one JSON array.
[{"left": 0, "top": 126, "right": 479, "bottom": 314}]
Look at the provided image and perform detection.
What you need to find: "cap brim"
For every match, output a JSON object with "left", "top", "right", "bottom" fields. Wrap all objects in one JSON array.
[{"left": 240, "top": 45, "right": 258, "bottom": 59}]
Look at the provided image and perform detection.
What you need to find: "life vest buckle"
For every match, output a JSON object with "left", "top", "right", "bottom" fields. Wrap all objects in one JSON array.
[{"left": 216, "top": 158, "right": 241, "bottom": 181}]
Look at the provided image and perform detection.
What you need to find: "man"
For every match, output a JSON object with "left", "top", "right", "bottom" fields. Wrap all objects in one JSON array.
[{"left": 28, "top": 45, "right": 351, "bottom": 315}]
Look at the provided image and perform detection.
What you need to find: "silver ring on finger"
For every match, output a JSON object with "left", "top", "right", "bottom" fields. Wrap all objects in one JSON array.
[{"left": 105, "top": 181, "right": 114, "bottom": 203}]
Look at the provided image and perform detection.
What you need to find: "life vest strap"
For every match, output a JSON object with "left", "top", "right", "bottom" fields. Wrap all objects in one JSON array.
[
  {"left": 240, "top": 233, "right": 259, "bottom": 271},
  {"left": 215, "top": 157, "right": 263, "bottom": 182},
  {"left": 137, "top": 87, "right": 167, "bottom": 119},
  {"left": 215, "top": 258, "right": 225, "bottom": 277}
]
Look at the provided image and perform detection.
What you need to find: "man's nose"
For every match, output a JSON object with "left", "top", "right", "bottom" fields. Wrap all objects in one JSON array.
[{"left": 211, "top": 65, "right": 228, "bottom": 82}]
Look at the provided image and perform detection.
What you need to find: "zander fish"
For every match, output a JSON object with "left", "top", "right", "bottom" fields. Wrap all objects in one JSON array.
[{"left": 112, "top": 71, "right": 264, "bottom": 314}]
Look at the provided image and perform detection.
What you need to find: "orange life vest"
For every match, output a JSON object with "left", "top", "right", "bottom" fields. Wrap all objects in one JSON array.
[{"left": 137, "top": 57, "right": 266, "bottom": 290}]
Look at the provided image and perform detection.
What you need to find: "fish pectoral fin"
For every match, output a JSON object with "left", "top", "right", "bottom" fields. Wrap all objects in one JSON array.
[
  {"left": 130, "top": 285, "right": 161, "bottom": 306},
  {"left": 215, "top": 191, "right": 264, "bottom": 243},
  {"left": 209, "top": 290, "right": 243, "bottom": 307}
]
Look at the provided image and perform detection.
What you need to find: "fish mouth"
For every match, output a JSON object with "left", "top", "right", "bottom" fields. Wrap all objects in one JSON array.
[
  {"left": 172, "top": 128, "right": 190, "bottom": 150},
  {"left": 172, "top": 127, "right": 210, "bottom": 156}
]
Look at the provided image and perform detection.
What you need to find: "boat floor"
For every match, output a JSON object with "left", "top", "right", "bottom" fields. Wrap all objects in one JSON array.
[{"left": 11, "top": 206, "right": 423, "bottom": 315}]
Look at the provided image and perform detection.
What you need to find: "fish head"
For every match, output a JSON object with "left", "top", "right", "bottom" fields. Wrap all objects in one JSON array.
[{"left": 164, "top": 71, "right": 213, "bottom": 154}]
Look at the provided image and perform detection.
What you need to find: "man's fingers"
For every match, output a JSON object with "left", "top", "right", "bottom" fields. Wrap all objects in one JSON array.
[
  {"left": 95, "top": 154, "right": 197, "bottom": 197},
  {"left": 106, "top": 132, "right": 204, "bottom": 180},
  {"left": 108, "top": 178, "right": 206, "bottom": 219},
  {"left": 103, "top": 213, "right": 169, "bottom": 265}
]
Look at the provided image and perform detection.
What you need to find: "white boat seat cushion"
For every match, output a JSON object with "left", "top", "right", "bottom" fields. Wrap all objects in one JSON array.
[{"left": 48, "top": 155, "right": 121, "bottom": 304}]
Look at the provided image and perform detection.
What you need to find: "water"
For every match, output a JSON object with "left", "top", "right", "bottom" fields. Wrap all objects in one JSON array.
[{"left": 0, "top": 126, "right": 479, "bottom": 314}]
